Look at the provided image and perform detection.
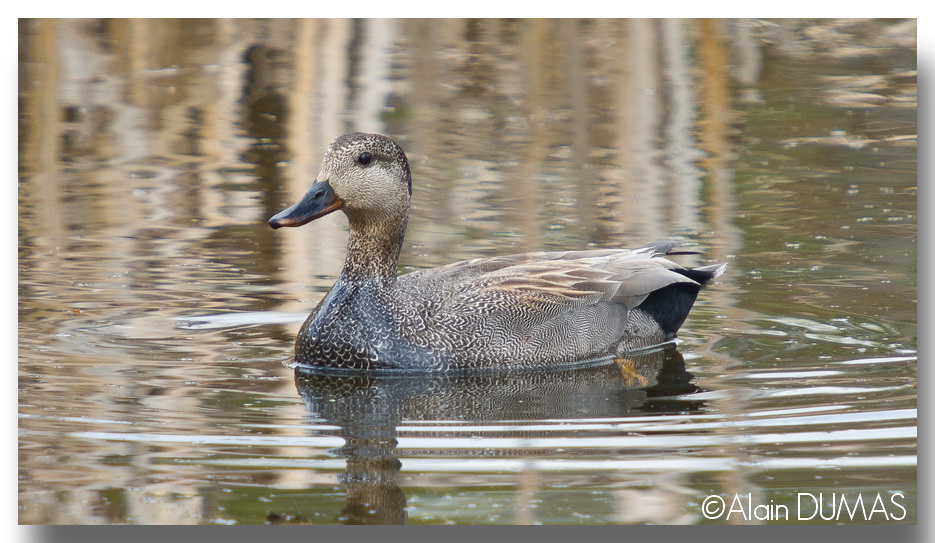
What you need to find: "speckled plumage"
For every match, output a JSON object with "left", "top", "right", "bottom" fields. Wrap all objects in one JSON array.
[{"left": 270, "top": 132, "right": 725, "bottom": 372}]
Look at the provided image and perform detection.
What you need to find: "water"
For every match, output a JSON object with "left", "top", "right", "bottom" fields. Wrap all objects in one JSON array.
[{"left": 18, "top": 19, "right": 916, "bottom": 524}]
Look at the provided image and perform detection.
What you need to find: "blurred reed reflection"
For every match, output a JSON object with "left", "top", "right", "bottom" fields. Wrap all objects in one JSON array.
[{"left": 19, "top": 19, "right": 738, "bottom": 319}]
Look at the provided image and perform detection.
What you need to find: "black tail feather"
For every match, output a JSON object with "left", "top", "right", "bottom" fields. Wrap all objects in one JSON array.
[
  {"left": 635, "top": 282, "right": 702, "bottom": 337},
  {"left": 635, "top": 260, "right": 725, "bottom": 336}
]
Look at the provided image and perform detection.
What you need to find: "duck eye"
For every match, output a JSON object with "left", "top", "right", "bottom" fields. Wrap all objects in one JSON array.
[{"left": 357, "top": 152, "right": 373, "bottom": 166}]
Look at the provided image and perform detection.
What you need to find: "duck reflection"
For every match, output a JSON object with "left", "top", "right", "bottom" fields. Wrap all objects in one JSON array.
[{"left": 292, "top": 345, "right": 702, "bottom": 524}]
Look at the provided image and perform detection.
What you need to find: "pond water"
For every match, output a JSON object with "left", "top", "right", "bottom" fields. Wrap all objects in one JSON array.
[{"left": 18, "top": 19, "right": 917, "bottom": 525}]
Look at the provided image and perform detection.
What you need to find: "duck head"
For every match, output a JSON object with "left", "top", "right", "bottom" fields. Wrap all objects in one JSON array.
[{"left": 269, "top": 132, "right": 412, "bottom": 230}]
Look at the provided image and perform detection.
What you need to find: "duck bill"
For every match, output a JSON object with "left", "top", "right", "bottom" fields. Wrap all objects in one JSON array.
[{"left": 268, "top": 180, "right": 344, "bottom": 229}]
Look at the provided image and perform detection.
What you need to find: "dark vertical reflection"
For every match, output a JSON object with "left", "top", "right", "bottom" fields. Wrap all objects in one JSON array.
[
  {"left": 241, "top": 44, "right": 290, "bottom": 189},
  {"left": 240, "top": 31, "right": 297, "bottom": 278},
  {"left": 337, "top": 437, "right": 407, "bottom": 524},
  {"left": 344, "top": 19, "right": 364, "bottom": 118}
]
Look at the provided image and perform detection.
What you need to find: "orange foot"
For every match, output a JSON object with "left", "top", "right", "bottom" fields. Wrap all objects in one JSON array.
[{"left": 614, "top": 357, "right": 648, "bottom": 387}]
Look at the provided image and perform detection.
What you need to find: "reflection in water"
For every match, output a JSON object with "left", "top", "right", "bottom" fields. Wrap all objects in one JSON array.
[
  {"left": 18, "top": 19, "right": 916, "bottom": 524},
  {"left": 294, "top": 346, "right": 697, "bottom": 524}
]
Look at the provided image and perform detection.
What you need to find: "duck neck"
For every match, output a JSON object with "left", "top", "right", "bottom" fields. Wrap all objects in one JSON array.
[{"left": 340, "top": 211, "right": 408, "bottom": 285}]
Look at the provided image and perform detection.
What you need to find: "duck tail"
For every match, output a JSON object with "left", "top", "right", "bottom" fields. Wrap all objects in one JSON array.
[
  {"left": 640, "top": 239, "right": 715, "bottom": 257},
  {"left": 639, "top": 240, "right": 690, "bottom": 256},
  {"left": 681, "top": 263, "right": 728, "bottom": 285}
]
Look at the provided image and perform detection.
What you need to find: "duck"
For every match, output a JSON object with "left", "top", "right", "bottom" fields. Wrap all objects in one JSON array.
[{"left": 269, "top": 132, "right": 725, "bottom": 372}]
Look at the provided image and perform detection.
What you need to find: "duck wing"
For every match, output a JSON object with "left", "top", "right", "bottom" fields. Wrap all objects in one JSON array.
[
  {"left": 394, "top": 241, "right": 724, "bottom": 365},
  {"left": 450, "top": 254, "right": 700, "bottom": 313},
  {"left": 401, "top": 241, "right": 722, "bottom": 315}
]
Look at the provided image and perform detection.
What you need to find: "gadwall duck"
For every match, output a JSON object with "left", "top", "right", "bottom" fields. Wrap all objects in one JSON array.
[{"left": 270, "top": 132, "right": 725, "bottom": 372}]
